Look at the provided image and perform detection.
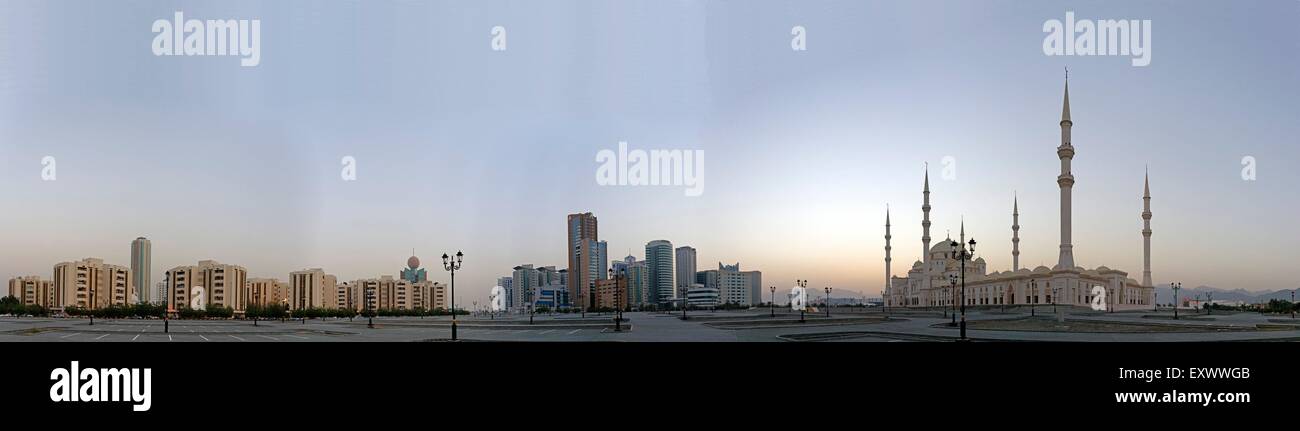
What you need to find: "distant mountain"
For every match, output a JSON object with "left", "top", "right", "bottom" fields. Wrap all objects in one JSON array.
[{"left": 1152, "top": 285, "right": 1297, "bottom": 305}]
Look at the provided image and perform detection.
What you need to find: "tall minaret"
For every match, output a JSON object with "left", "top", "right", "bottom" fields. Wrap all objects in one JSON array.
[
  {"left": 922, "top": 165, "right": 932, "bottom": 263},
  {"left": 1012, "top": 193, "right": 1020, "bottom": 271},
  {"left": 960, "top": 216, "right": 965, "bottom": 249},
  {"left": 1056, "top": 75, "right": 1076, "bottom": 269},
  {"left": 1141, "top": 169, "right": 1153, "bottom": 287},
  {"left": 884, "top": 206, "right": 892, "bottom": 301}
]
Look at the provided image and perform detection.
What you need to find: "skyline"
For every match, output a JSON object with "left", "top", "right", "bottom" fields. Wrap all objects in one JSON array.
[{"left": 2, "top": 1, "right": 1299, "bottom": 303}]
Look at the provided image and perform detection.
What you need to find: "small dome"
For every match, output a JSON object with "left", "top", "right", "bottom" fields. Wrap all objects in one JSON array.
[
  {"left": 912, "top": 260, "right": 923, "bottom": 268},
  {"left": 407, "top": 255, "right": 420, "bottom": 269},
  {"left": 1033, "top": 265, "right": 1051, "bottom": 272}
]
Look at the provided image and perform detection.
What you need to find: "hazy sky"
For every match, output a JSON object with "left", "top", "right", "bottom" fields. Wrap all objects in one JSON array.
[{"left": 2, "top": 0, "right": 1297, "bottom": 305}]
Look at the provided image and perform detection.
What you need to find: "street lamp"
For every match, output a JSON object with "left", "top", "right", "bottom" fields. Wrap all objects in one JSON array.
[
  {"left": 366, "top": 288, "right": 374, "bottom": 329},
  {"left": 442, "top": 251, "right": 463, "bottom": 341},
  {"left": 769, "top": 286, "right": 776, "bottom": 318},
  {"left": 1205, "top": 291, "right": 1213, "bottom": 315},
  {"left": 678, "top": 285, "right": 688, "bottom": 320},
  {"left": 950, "top": 238, "right": 975, "bottom": 341},
  {"left": 608, "top": 269, "right": 623, "bottom": 332},
  {"left": 1052, "top": 285, "right": 1060, "bottom": 314},
  {"left": 1029, "top": 279, "right": 1037, "bottom": 317},
  {"left": 796, "top": 280, "right": 808, "bottom": 323},
  {"left": 528, "top": 282, "right": 535, "bottom": 325},
  {"left": 1153, "top": 292, "right": 1158, "bottom": 312},
  {"left": 1171, "top": 282, "right": 1181, "bottom": 320},
  {"left": 824, "top": 287, "right": 832, "bottom": 318},
  {"left": 948, "top": 274, "right": 957, "bottom": 325},
  {"left": 1292, "top": 289, "right": 1296, "bottom": 319}
]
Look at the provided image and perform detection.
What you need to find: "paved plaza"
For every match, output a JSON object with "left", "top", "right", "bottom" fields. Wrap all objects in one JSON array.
[{"left": 2, "top": 308, "right": 1299, "bottom": 342}]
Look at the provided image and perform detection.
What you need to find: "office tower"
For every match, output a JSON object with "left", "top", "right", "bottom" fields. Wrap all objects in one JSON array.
[
  {"left": 130, "top": 237, "right": 151, "bottom": 304},
  {"left": 646, "top": 240, "right": 674, "bottom": 306},
  {"left": 566, "top": 212, "right": 598, "bottom": 310},
  {"left": 697, "top": 263, "right": 763, "bottom": 307},
  {"left": 497, "top": 276, "right": 514, "bottom": 311},
  {"left": 512, "top": 264, "right": 538, "bottom": 312},
  {"left": 52, "top": 258, "right": 132, "bottom": 310},
  {"left": 675, "top": 246, "right": 697, "bottom": 291},
  {"left": 164, "top": 260, "right": 248, "bottom": 313},
  {"left": 290, "top": 268, "right": 337, "bottom": 310}
]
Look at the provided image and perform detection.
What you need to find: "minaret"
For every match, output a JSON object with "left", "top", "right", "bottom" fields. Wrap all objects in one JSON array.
[
  {"left": 1141, "top": 169, "right": 1153, "bottom": 287},
  {"left": 1056, "top": 75, "right": 1076, "bottom": 269},
  {"left": 960, "top": 216, "right": 965, "bottom": 250},
  {"left": 884, "top": 206, "right": 892, "bottom": 301},
  {"left": 922, "top": 165, "right": 932, "bottom": 263},
  {"left": 1012, "top": 193, "right": 1020, "bottom": 271}
]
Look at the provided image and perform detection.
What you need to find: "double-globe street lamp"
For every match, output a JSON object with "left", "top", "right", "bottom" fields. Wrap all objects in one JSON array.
[
  {"left": 442, "top": 251, "right": 463, "bottom": 341},
  {"left": 948, "top": 274, "right": 957, "bottom": 326},
  {"left": 1171, "top": 282, "right": 1182, "bottom": 320},
  {"left": 608, "top": 268, "right": 624, "bottom": 332},
  {"left": 824, "top": 287, "right": 832, "bottom": 318},
  {"left": 950, "top": 238, "right": 976, "bottom": 341},
  {"left": 1028, "top": 279, "right": 1038, "bottom": 317},
  {"left": 769, "top": 286, "right": 776, "bottom": 318}
]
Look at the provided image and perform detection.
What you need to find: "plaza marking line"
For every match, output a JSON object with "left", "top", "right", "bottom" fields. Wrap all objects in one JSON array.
[
  {"left": 230, "top": 335, "right": 246, "bottom": 341},
  {"left": 567, "top": 329, "right": 582, "bottom": 335},
  {"left": 95, "top": 334, "right": 110, "bottom": 340},
  {"left": 539, "top": 330, "right": 555, "bottom": 334},
  {"left": 168, "top": 334, "right": 173, "bottom": 341},
  {"left": 258, "top": 335, "right": 279, "bottom": 341},
  {"left": 199, "top": 335, "right": 210, "bottom": 342},
  {"left": 284, "top": 334, "right": 309, "bottom": 340},
  {"left": 60, "top": 333, "right": 80, "bottom": 339},
  {"left": 131, "top": 334, "right": 140, "bottom": 341}
]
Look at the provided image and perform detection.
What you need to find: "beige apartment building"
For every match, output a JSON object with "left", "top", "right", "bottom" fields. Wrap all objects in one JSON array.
[
  {"left": 289, "top": 268, "right": 337, "bottom": 310},
  {"left": 8, "top": 276, "right": 55, "bottom": 307},
  {"left": 52, "top": 258, "right": 132, "bottom": 310},
  {"left": 165, "top": 260, "right": 248, "bottom": 313},
  {"left": 346, "top": 276, "right": 447, "bottom": 311},
  {"left": 246, "top": 278, "right": 289, "bottom": 308}
]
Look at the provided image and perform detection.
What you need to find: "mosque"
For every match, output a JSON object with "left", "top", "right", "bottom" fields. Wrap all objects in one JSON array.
[{"left": 883, "top": 78, "right": 1155, "bottom": 311}]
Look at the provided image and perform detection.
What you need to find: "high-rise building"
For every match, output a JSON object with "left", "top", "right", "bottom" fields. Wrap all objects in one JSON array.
[
  {"left": 7, "top": 276, "right": 54, "bottom": 307},
  {"left": 497, "top": 276, "right": 514, "bottom": 310},
  {"left": 566, "top": 212, "right": 599, "bottom": 310},
  {"left": 347, "top": 276, "right": 446, "bottom": 311},
  {"left": 247, "top": 278, "right": 289, "bottom": 308},
  {"left": 164, "top": 260, "right": 248, "bottom": 313},
  {"left": 697, "top": 263, "right": 762, "bottom": 307},
  {"left": 130, "top": 237, "right": 151, "bottom": 304},
  {"left": 53, "top": 258, "right": 132, "bottom": 310},
  {"left": 290, "top": 268, "right": 337, "bottom": 310},
  {"left": 675, "top": 246, "right": 697, "bottom": 291},
  {"left": 646, "top": 240, "right": 675, "bottom": 306}
]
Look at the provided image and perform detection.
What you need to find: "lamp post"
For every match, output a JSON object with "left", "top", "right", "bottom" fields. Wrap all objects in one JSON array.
[
  {"left": 1292, "top": 289, "right": 1296, "bottom": 319},
  {"left": 1029, "top": 279, "right": 1037, "bottom": 317},
  {"left": 678, "top": 285, "right": 688, "bottom": 320},
  {"left": 528, "top": 283, "right": 535, "bottom": 325},
  {"left": 796, "top": 279, "right": 808, "bottom": 323},
  {"left": 1153, "top": 292, "right": 1158, "bottom": 312},
  {"left": 948, "top": 274, "right": 957, "bottom": 325},
  {"left": 1052, "top": 285, "right": 1060, "bottom": 314},
  {"left": 442, "top": 251, "right": 463, "bottom": 341},
  {"left": 769, "top": 286, "right": 776, "bottom": 318},
  {"left": 1171, "top": 282, "right": 1181, "bottom": 320},
  {"left": 950, "top": 238, "right": 975, "bottom": 341},
  {"left": 824, "top": 287, "right": 832, "bottom": 318},
  {"left": 366, "top": 288, "right": 374, "bottom": 329},
  {"left": 608, "top": 269, "right": 623, "bottom": 332},
  {"left": 1205, "top": 292, "right": 1213, "bottom": 315}
]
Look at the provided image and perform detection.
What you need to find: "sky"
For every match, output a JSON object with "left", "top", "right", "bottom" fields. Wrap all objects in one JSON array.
[{"left": 2, "top": 0, "right": 1298, "bottom": 306}]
